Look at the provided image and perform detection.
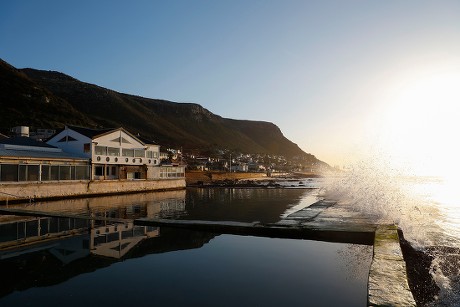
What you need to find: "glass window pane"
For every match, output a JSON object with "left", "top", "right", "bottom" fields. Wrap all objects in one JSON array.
[
  {"left": 59, "top": 166, "right": 71, "bottom": 180},
  {"left": 95, "top": 166, "right": 104, "bottom": 176},
  {"left": 95, "top": 146, "right": 107, "bottom": 155},
  {"left": 108, "top": 147, "right": 120, "bottom": 156},
  {"left": 41, "top": 165, "right": 50, "bottom": 181},
  {"left": 27, "top": 165, "right": 40, "bottom": 181},
  {"left": 50, "top": 166, "right": 59, "bottom": 180},
  {"left": 19, "top": 165, "right": 27, "bottom": 181},
  {"left": 122, "top": 149, "right": 134, "bottom": 157},
  {"left": 75, "top": 166, "right": 89, "bottom": 180},
  {"left": 134, "top": 149, "right": 145, "bottom": 157},
  {"left": 0, "top": 164, "right": 18, "bottom": 181}
]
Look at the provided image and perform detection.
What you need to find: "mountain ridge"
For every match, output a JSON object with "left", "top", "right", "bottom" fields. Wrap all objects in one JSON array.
[{"left": 0, "top": 59, "right": 326, "bottom": 166}]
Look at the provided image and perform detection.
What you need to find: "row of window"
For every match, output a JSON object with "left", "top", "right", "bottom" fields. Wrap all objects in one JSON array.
[
  {"left": 0, "top": 164, "right": 90, "bottom": 182},
  {"left": 159, "top": 167, "right": 186, "bottom": 178},
  {"left": 94, "top": 146, "right": 159, "bottom": 158}
]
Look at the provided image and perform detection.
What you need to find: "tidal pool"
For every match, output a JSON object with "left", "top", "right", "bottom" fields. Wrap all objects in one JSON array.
[
  {"left": 0, "top": 226, "right": 371, "bottom": 307},
  {"left": 0, "top": 186, "right": 372, "bottom": 306}
]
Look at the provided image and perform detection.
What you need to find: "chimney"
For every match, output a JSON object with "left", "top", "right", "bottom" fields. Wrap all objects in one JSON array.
[{"left": 12, "top": 126, "right": 30, "bottom": 137}]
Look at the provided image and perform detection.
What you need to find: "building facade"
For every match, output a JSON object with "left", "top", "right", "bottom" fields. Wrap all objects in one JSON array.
[
  {"left": 0, "top": 136, "right": 90, "bottom": 183},
  {"left": 47, "top": 126, "right": 184, "bottom": 180}
]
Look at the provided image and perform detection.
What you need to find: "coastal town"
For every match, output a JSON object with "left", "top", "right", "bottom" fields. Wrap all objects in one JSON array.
[
  {"left": 0, "top": 125, "right": 186, "bottom": 203},
  {"left": 0, "top": 125, "right": 327, "bottom": 203}
]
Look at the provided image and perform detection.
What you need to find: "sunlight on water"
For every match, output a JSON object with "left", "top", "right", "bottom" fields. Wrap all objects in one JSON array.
[{"left": 321, "top": 156, "right": 460, "bottom": 306}]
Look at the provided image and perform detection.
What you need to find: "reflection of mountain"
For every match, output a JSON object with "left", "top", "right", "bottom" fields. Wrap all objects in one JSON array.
[{"left": 0, "top": 227, "right": 215, "bottom": 298}]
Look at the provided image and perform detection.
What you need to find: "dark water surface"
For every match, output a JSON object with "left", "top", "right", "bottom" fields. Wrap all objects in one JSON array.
[{"left": 0, "top": 187, "right": 372, "bottom": 306}]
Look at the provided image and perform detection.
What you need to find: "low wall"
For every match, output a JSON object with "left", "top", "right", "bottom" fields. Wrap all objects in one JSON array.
[
  {"left": 185, "top": 171, "right": 267, "bottom": 185},
  {"left": 0, "top": 179, "right": 186, "bottom": 204}
]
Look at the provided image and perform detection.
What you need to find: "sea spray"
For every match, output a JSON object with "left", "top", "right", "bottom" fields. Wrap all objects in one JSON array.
[
  {"left": 320, "top": 158, "right": 436, "bottom": 247},
  {"left": 320, "top": 157, "right": 460, "bottom": 306}
]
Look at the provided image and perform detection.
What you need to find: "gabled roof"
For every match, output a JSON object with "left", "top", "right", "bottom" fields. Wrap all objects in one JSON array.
[
  {"left": 66, "top": 125, "right": 114, "bottom": 139},
  {"left": 0, "top": 136, "right": 56, "bottom": 148}
]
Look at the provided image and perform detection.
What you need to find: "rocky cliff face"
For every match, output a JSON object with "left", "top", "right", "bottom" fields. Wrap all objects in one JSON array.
[{"left": 1, "top": 59, "right": 320, "bottom": 161}]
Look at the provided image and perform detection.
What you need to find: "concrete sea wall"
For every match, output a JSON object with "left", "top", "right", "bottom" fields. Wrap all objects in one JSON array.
[{"left": 0, "top": 179, "right": 186, "bottom": 203}]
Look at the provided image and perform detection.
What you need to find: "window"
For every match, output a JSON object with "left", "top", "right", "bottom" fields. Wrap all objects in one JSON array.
[
  {"left": 134, "top": 149, "right": 145, "bottom": 157},
  {"left": 27, "top": 165, "right": 40, "bottom": 181},
  {"left": 50, "top": 166, "right": 59, "bottom": 180},
  {"left": 0, "top": 164, "right": 18, "bottom": 181},
  {"left": 41, "top": 165, "right": 51, "bottom": 181},
  {"left": 122, "top": 148, "right": 134, "bottom": 157},
  {"left": 18, "top": 165, "right": 27, "bottom": 181},
  {"left": 107, "top": 147, "right": 120, "bottom": 156},
  {"left": 75, "top": 166, "right": 90, "bottom": 180},
  {"left": 95, "top": 146, "right": 107, "bottom": 155},
  {"left": 57, "top": 136, "right": 77, "bottom": 142},
  {"left": 59, "top": 166, "right": 71, "bottom": 180},
  {"left": 95, "top": 166, "right": 104, "bottom": 176},
  {"left": 83, "top": 143, "right": 90, "bottom": 153}
]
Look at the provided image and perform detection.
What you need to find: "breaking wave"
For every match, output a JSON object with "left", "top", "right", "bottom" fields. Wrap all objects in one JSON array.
[{"left": 320, "top": 157, "right": 460, "bottom": 306}]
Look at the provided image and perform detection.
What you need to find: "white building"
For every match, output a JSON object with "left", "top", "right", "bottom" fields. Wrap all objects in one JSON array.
[{"left": 47, "top": 126, "right": 183, "bottom": 180}]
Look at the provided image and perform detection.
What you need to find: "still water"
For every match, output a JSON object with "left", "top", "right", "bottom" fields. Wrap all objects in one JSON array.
[{"left": 0, "top": 187, "right": 372, "bottom": 307}]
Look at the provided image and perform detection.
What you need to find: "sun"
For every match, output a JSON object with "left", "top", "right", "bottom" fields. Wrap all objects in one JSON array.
[{"left": 377, "top": 71, "right": 460, "bottom": 177}]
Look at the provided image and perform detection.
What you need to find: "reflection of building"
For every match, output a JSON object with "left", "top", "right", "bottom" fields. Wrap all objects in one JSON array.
[
  {"left": 90, "top": 221, "right": 159, "bottom": 259},
  {"left": 0, "top": 216, "right": 90, "bottom": 256},
  {"left": 0, "top": 194, "right": 187, "bottom": 260}
]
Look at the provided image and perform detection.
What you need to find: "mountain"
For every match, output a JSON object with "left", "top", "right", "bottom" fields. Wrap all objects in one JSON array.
[{"left": 0, "top": 59, "right": 324, "bottom": 164}]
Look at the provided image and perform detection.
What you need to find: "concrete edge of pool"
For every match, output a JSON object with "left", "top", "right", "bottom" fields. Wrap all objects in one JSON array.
[{"left": 0, "top": 201, "right": 417, "bottom": 306}]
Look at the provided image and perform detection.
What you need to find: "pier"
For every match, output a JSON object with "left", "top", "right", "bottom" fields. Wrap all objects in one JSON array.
[{"left": 0, "top": 200, "right": 416, "bottom": 306}]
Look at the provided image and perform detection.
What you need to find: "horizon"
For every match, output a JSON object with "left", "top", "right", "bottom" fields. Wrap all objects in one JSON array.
[{"left": 2, "top": 1, "right": 460, "bottom": 176}]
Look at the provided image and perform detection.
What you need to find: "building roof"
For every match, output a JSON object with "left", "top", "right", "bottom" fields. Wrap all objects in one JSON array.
[
  {"left": 0, "top": 136, "right": 88, "bottom": 161},
  {"left": 0, "top": 147, "right": 88, "bottom": 160},
  {"left": 0, "top": 136, "right": 56, "bottom": 148},
  {"left": 65, "top": 125, "right": 114, "bottom": 139}
]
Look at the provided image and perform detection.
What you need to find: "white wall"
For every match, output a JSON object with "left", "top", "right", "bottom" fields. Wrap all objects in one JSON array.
[{"left": 47, "top": 128, "right": 91, "bottom": 158}]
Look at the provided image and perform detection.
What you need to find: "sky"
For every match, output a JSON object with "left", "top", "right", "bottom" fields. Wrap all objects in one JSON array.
[{"left": 1, "top": 0, "right": 460, "bottom": 173}]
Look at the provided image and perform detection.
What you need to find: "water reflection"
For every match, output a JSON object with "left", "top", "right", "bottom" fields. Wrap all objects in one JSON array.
[
  {"left": 183, "top": 188, "right": 317, "bottom": 223},
  {"left": 0, "top": 188, "right": 371, "bottom": 306}
]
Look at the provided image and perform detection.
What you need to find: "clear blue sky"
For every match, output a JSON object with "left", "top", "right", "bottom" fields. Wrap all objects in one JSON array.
[{"left": 2, "top": 1, "right": 460, "bottom": 169}]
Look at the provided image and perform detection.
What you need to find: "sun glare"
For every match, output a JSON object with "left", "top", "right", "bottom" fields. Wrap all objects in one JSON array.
[{"left": 378, "top": 72, "right": 460, "bottom": 178}]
